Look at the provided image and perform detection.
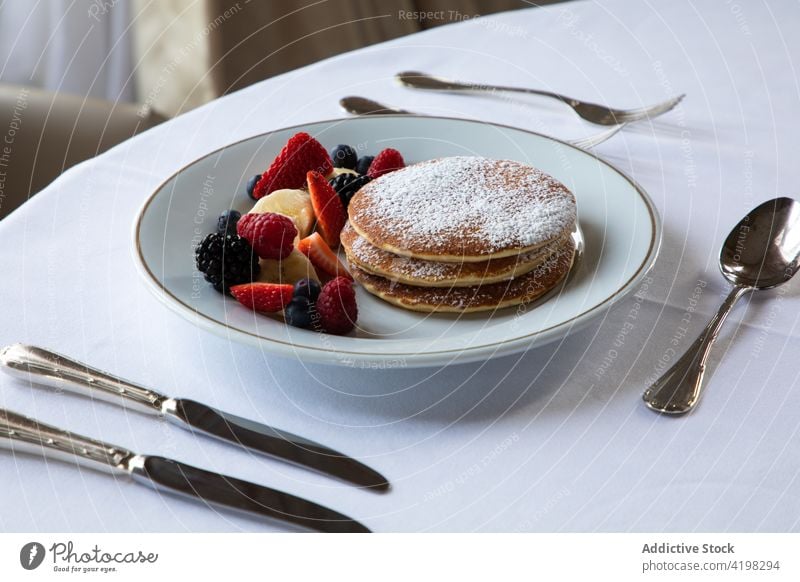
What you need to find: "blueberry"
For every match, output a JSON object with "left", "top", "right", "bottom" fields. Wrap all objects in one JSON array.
[
  {"left": 293, "top": 278, "right": 321, "bottom": 301},
  {"left": 331, "top": 144, "right": 357, "bottom": 170},
  {"left": 355, "top": 155, "right": 374, "bottom": 175},
  {"left": 246, "top": 174, "right": 262, "bottom": 200},
  {"left": 217, "top": 210, "right": 241, "bottom": 235},
  {"left": 285, "top": 296, "right": 315, "bottom": 329}
]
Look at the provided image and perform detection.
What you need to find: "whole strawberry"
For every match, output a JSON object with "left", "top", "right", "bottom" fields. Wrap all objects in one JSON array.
[
  {"left": 253, "top": 132, "right": 332, "bottom": 199},
  {"left": 367, "top": 148, "right": 405, "bottom": 179},
  {"left": 316, "top": 276, "right": 358, "bottom": 335},
  {"left": 236, "top": 212, "right": 297, "bottom": 260}
]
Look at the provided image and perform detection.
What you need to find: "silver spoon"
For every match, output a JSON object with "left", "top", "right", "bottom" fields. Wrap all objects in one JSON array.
[
  {"left": 338, "top": 96, "right": 625, "bottom": 150},
  {"left": 396, "top": 71, "right": 685, "bottom": 126},
  {"left": 644, "top": 197, "right": 800, "bottom": 414}
]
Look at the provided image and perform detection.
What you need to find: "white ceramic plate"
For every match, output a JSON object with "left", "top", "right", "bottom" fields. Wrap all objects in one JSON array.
[{"left": 134, "top": 116, "right": 660, "bottom": 368}]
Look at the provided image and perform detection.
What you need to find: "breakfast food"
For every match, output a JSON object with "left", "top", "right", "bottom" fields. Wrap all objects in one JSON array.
[
  {"left": 307, "top": 170, "right": 346, "bottom": 248},
  {"left": 249, "top": 188, "right": 314, "bottom": 238},
  {"left": 236, "top": 212, "right": 297, "bottom": 260},
  {"left": 297, "top": 233, "right": 351, "bottom": 280},
  {"left": 355, "top": 155, "right": 374, "bottom": 175},
  {"left": 344, "top": 156, "right": 577, "bottom": 313},
  {"left": 257, "top": 249, "right": 318, "bottom": 285},
  {"left": 329, "top": 173, "right": 371, "bottom": 209},
  {"left": 230, "top": 282, "right": 294, "bottom": 312},
  {"left": 194, "top": 130, "right": 578, "bottom": 332},
  {"left": 349, "top": 157, "right": 576, "bottom": 262},
  {"left": 252, "top": 132, "right": 332, "bottom": 199},
  {"left": 330, "top": 144, "right": 357, "bottom": 169},
  {"left": 367, "top": 148, "right": 405, "bottom": 179},
  {"left": 341, "top": 223, "right": 570, "bottom": 288},
  {"left": 316, "top": 276, "right": 358, "bottom": 334},
  {"left": 349, "top": 239, "right": 575, "bottom": 313},
  {"left": 195, "top": 232, "right": 260, "bottom": 293}
]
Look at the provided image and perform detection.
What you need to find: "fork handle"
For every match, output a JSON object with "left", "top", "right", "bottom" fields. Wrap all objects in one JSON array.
[
  {"left": 0, "top": 344, "right": 169, "bottom": 415},
  {"left": 643, "top": 285, "right": 751, "bottom": 414},
  {"left": 0, "top": 407, "right": 137, "bottom": 474},
  {"left": 415, "top": 77, "right": 568, "bottom": 104}
]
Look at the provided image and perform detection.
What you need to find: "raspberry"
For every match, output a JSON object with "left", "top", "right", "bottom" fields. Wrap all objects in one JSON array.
[
  {"left": 367, "top": 148, "right": 405, "bottom": 179},
  {"left": 316, "top": 276, "right": 358, "bottom": 335},
  {"left": 253, "top": 132, "right": 332, "bottom": 199},
  {"left": 230, "top": 283, "right": 294, "bottom": 313},
  {"left": 236, "top": 212, "right": 297, "bottom": 260}
]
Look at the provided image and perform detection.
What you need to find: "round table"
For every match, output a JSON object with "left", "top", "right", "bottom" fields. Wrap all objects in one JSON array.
[{"left": 1, "top": 0, "right": 798, "bottom": 532}]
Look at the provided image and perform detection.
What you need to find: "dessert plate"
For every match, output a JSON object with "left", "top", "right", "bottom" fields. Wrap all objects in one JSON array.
[{"left": 134, "top": 116, "right": 660, "bottom": 367}]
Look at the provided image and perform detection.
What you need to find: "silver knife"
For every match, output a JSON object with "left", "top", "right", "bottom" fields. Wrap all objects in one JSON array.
[
  {"left": 0, "top": 408, "right": 369, "bottom": 532},
  {"left": 0, "top": 344, "right": 388, "bottom": 492}
]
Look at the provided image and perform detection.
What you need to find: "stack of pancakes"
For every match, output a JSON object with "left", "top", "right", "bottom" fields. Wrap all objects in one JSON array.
[{"left": 342, "top": 156, "right": 577, "bottom": 313}]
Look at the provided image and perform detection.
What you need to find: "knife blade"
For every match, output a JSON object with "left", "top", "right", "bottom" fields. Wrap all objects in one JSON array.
[
  {"left": 0, "top": 344, "right": 389, "bottom": 491},
  {"left": 168, "top": 399, "right": 388, "bottom": 491},
  {"left": 0, "top": 408, "right": 369, "bottom": 532}
]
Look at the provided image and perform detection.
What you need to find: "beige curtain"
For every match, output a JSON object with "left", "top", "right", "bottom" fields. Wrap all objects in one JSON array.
[
  {"left": 132, "top": 0, "right": 217, "bottom": 117},
  {"left": 206, "top": 0, "right": 554, "bottom": 96},
  {"left": 132, "top": 0, "right": 562, "bottom": 115}
]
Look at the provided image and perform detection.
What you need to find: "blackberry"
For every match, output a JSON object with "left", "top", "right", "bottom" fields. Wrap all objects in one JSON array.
[
  {"left": 330, "top": 144, "right": 357, "bottom": 169},
  {"left": 195, "top": 233, "right": 260, "bottom": 294},
  {"left": 246, "top": 174, "right": 261, "bottom": 200},
  {"left": 328, "top": 173, "right": 371, "bottom": 208},
  {"left": 355, "top": 155, "right": 374, "bottom": 175},
  {"left": 217, "top": 210, "right": 241, "bottom": 235}
]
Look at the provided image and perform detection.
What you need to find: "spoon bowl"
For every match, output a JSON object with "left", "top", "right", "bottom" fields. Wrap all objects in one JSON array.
[{"left": 719, "top": 197, "right": 800, "bottom": 289}]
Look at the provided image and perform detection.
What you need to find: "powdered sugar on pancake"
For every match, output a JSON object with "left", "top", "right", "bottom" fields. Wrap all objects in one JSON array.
[{"left": 349, "top": 157, "right": 576, "bottom": 256}]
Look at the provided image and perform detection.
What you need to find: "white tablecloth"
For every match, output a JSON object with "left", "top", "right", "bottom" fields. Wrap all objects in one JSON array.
[{"left": 2, "top": 0, "right": 799, "bottom": 532}]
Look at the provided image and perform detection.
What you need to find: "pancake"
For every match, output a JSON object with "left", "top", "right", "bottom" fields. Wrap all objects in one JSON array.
[
  {"left": 348, "top": 156, "right": 576, "bottom": 263},
  {"left": 341, "top": 221, "right": 571, "bottom": 287},
  {"left": 351, "top": 237, "right": 576, "bottom": 313}
]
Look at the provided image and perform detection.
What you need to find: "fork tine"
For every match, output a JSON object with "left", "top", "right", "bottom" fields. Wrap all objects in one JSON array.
[
  {"left": 569, "top": 124, "right": 625, "bottom": 149},
  {"left": 612, "top": 94, "right": 685, "bottom": 123}
]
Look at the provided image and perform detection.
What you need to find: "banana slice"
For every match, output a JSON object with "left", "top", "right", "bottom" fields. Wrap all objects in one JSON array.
[
  {"left": 258, "top": 249, "right": 319, "bottom": 284},
  {"left": 329, "top": 167, "right": 358, "bottom": 178},
  {"left": 249, "top": 188, "right": 314, "bottom": 238}
]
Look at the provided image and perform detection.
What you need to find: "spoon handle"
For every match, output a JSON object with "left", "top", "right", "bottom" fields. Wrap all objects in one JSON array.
[{"left": 643, "top": 285, "right": 751, "bottom": 414}]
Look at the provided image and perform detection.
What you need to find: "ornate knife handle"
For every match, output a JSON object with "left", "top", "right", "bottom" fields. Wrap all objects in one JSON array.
[
  {"left": 0, "top": 408, "right": 137, "bottom": 475},
  {"left": 0, "top": 344, "right": 169, "bottom": 415}
]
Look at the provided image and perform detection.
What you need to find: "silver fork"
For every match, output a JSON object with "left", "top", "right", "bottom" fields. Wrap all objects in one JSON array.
[
  {"left": 396, "top": 71, "right": 684, "bottom": 126},
  {"left": 338, "top": 96, "right": 624, "bottom": 150}
]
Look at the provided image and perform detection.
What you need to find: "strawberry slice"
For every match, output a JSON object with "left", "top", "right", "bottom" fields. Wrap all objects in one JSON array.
[
  {"left": 230, "top": 283, "right": 294, "bottom": 312},
  {"left": 253, "top": 132, "right": 332, "bottom": 199},
  {"left": 307, "top": 170, "right": 346, "bottom": 248},
  {"left": 297, "top": 233, "right": 352, "bottom": 281}
]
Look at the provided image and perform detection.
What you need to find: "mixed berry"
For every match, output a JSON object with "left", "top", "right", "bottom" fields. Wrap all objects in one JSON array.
[
  {"left": 245, "top": 174, "right": 261, "bottom": 200},
  {"left": 195, "top": 232, "right": 259, "bottom": 294},
  {"left": 193, "top": 131, "right": 405, "bottom": 335},
  {"left": 330, "top": 144, "right": 357, "bottom": 170},
  {"left": 329, "top": 173, "right": 371, "bottom": 209}
]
